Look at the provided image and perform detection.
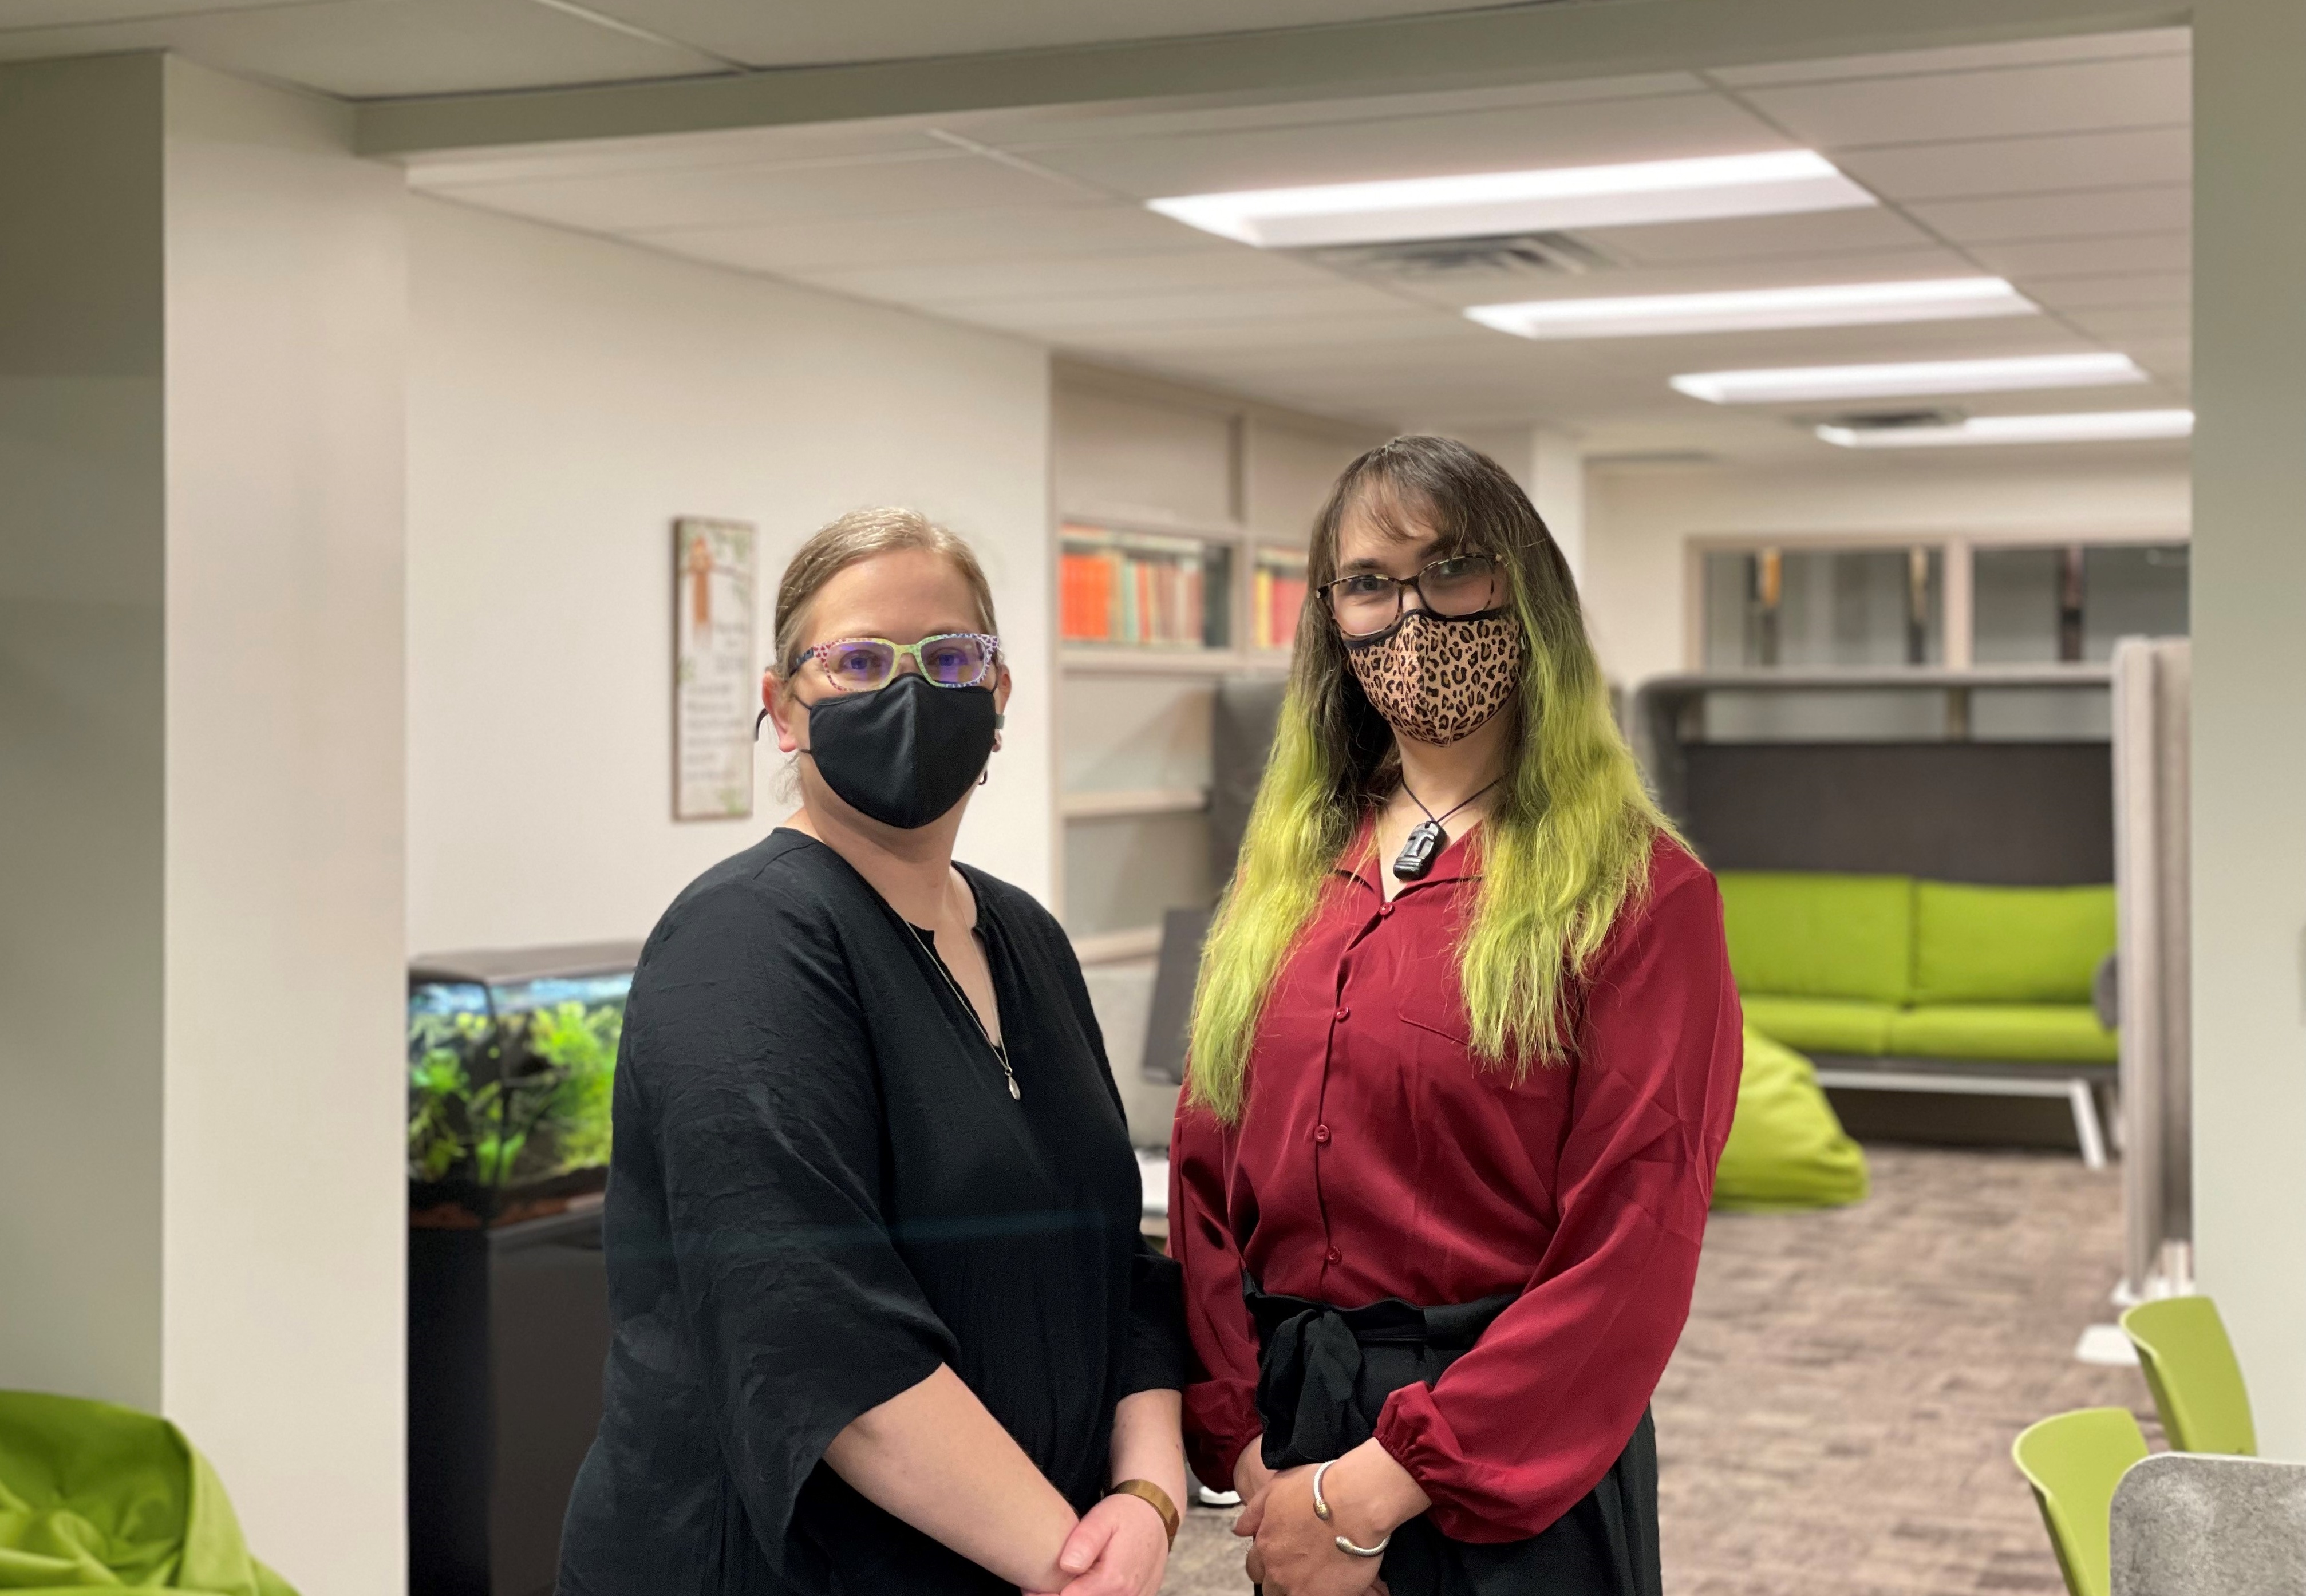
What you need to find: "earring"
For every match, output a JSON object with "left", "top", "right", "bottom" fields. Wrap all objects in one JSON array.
[{"left": 753, "top": 707, "right": 771, "bottom": 742}]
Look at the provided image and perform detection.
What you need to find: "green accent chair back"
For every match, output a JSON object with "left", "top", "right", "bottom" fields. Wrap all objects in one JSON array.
[
  {"left": 2012, "top": 1407, "right": 2149, "bottom": 1596},
  {"left": 2121, "top": 1296, "right": 2257, "bottom": 1456}
]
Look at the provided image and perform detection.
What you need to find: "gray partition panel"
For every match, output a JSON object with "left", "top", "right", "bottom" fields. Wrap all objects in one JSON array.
[
  {"left": 1679, "top": 741, "right": 2114, "bottom": 884},
  {"left": 2114, "top": 1453, "right": 2306, "bottom": 1595}
]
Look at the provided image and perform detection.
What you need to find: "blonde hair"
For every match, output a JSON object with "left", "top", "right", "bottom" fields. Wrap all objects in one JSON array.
[{"left": 772, "top": 508, "right": 998, "bottom": 678}]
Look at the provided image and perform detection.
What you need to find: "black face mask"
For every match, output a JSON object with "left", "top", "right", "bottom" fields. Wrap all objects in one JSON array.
[{"left": 805, "top": 673, "right": 999, "bottom": 830}]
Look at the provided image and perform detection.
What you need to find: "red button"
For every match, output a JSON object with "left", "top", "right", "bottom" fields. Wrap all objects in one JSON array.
[
  {"left": 1325, "top": 1248, "right": 1342, "bottom": 1265},
  {"left": 1378, "top": 903, "right": 1395, "bottom": 918},
  {"left": 1313, "top": 1124, "right": 1332, "bottom": 1144},
  {"left": 1334, "top": 1006, "right": 1350, "bottom": 1022}
]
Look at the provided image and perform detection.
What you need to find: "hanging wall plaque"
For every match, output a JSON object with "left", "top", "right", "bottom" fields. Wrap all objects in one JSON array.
[{"left": 672, "top": 517, "right": 757, "bottom": 821}]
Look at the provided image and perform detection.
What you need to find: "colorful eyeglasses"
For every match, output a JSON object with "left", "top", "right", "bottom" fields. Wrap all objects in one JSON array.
[{"left": 805, "top": 633, "right": 1001, "bottom": 692}]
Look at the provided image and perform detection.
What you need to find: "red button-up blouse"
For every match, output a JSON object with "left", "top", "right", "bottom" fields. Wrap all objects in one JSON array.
[{"left": 1169, "top": 827, "right": 1742, "bottom": 1542}]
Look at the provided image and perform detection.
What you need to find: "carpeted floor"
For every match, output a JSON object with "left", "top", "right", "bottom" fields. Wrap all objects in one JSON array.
[{"left": 1163, "top": 1145, "right": 2155, "bottom": 1595}]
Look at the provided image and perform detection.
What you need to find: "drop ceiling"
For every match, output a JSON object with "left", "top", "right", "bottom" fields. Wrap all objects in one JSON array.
[
  {"left": 0, "top": 2, "right": 2194, "bottom": 465},
  {"left": 394, "top": 25, "right": 2190, "bottom": 464}
]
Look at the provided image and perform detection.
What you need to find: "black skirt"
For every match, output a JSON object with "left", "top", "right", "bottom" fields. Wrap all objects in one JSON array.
[{"left": 1247, "top": 1283, "right": 1661, "bottom": 1596}]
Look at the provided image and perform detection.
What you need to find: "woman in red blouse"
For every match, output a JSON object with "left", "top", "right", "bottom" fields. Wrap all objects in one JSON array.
[{"left": 1170, "top": 436, "right": 1742, "bottom": 1596}]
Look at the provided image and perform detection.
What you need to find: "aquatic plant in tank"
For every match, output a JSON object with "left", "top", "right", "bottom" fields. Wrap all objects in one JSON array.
[{"left": 406, "top": 969, "right": 629, "bottom": 1220}]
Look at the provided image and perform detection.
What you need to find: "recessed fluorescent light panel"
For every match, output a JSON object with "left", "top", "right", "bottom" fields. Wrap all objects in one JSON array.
[
  {"left": 1819, "top": 409, "right": 2196, "bottom": 448},
  {"left": 1147, "top": 150, "right": 1874, "bottom": 250},
  {"left": 1671, "top": 352, "right": 2148, "bottom": 405},
  {"left": 1466, "top": 278, "right": 2035, "bottom": 340}
]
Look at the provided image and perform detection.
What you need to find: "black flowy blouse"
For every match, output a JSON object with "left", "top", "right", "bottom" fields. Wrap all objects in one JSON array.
[{"left": 559, "top": 829, "right": 1186, "bottom": 1596}]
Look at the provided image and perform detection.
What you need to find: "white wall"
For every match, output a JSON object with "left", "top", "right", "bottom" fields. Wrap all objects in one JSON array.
[
  {"left": 0, "top": 50, "right": 169, "bottom": 1415},
  {"left": 2192, "top": 0, "right": 2306, "bottom": 1459},
  {"left": 162, "top": 58, "right": 409, "bottom": 1595},
  {"left": 1581, "top": 456, "right": 2192, "bottom": 686},
  {"left": 406, "top": 197, "right": 1054, "bottom": 954}
]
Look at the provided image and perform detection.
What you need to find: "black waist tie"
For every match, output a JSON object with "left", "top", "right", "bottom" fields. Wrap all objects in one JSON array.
[{"left": 1245, "top": 1280, "right": 1661, "bottom": 1596}]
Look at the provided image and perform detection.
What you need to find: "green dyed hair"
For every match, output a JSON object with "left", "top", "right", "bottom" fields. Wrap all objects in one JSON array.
[{"left": 1186, "top": 434, "right": 1668, "bottom": 1123}]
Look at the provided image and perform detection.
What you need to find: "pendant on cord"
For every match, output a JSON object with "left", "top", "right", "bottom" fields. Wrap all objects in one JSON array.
[{"left": 1392, "top": 819, "right": 1447, "bottom": 881}]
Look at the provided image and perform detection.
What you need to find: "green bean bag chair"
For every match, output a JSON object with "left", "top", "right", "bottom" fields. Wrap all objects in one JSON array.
[
  {"left": 0, "top": 1392, "right": 297, "bottom": 1594},
  {"left": 1712, "top": 1025, "right": 1870, "bottom": 1211}
]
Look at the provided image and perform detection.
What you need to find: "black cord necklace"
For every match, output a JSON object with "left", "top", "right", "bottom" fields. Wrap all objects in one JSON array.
[{"left": 1391, "top": 779, "right": 1500, "bottom": 882}]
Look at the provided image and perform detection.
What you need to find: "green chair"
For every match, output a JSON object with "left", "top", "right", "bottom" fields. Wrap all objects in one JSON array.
[
  {"left": 2121, "top": 1295, "right": 2257, "bottom": 1456},
  {"left": 2012, "top": 1407, "right": 2149, "bottom": 1596}
]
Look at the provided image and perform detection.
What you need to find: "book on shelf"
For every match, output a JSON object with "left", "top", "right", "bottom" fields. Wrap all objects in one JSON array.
[
  {"left": 1254, "top": 566, "right": 1306, "bottom": 651},
  {"left": 1059, "top": 541, "right": 1210, "bottom": 647}
]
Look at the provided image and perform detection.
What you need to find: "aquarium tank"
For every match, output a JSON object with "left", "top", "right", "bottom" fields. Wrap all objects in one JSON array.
[{"left": 406, "top": 942, "right": 641, "bottom": 1226}]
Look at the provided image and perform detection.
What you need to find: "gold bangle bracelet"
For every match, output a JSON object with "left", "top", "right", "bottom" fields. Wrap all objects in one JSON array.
[{"left": 1106, "top": 1479, "right": 1180, "bottom": 1546}]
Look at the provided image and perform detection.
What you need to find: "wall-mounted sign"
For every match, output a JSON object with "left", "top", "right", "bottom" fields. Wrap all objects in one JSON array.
[{"left": 673, "top": 517, "right": 757, "bottom": 821}]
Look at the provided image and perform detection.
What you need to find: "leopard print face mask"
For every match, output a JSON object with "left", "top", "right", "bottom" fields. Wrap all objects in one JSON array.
[{"left": 1344, "top": 608, "right": 1525, "bottom": 746}]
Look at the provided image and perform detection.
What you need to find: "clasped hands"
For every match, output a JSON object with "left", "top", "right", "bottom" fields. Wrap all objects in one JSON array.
[
  {"left": 1022, "top": 1490, "right": 1172, "bottom": 1596},
  {"left": 1231, "top": 1436, "right": 1427, "bottom": 1596}
]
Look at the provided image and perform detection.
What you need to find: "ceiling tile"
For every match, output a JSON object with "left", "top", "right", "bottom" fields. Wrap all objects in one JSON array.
[
  {"left": 1579, "top": 206, "right": 1936, "bottom": 267},
  {"left": 943, "top": 281, "right": 1431, "bottom": 335},
  {"left": 1968, "top": 231, "right": 2190, "bottom": 278},
  {"left": 0, "top": 0, "right": 729, "bottom": 96},
  {"left": 412, "top": 151, "right": 1093, "bottom": 233},
  {"left": 1737, "top": 54, "right": 2189, "bottom": 149},
  {"left": 996, "top": 93, "right": 1786, "bottom": 199},
  {"left": 576, "top": 0, "right": 1494, "bottom": 70},
  {"left": 954, "top": 73, "right": 1711, "bottom": 147},
  {"left": 2062, "top": 305, "right": 2191, "bottom": 341},
  {"left": 2024, "top": 271, "right": 2190, "bottom": 310},
  {"left": 1836, "top": 127, "right": 2189, "bottom": 202},
  {"left": 1911, "top": 184, "right": 2190, "bottom": 244},
  {"left": 1711, "top": 26, "right": 2186, "bottom": 87},
  {"left": 641, "top": 204, "right": 1227, "bottom": 274},
  {"left": 779, "top": 247, "right": 1346, "bottom": 306}
]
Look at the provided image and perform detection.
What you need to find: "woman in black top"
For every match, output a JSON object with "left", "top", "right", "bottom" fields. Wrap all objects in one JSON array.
[{"left": 559, "top": 509, "right": 1187, "bottom": 1596}]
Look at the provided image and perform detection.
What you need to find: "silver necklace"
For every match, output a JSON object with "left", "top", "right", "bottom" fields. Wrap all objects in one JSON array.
[{"left": 905, "top": 921, "right": 1020, "bottom": 1100}]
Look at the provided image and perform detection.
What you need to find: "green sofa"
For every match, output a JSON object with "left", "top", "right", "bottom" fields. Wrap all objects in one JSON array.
[{"left": 1718, "top": 871, "right": 2119, "bottom": 1164}]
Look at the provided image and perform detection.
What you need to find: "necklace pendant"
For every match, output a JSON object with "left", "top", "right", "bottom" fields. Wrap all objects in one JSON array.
[
  {"left": 1006, "top": 1074, "right": 1021, "bottom": 1100},
  {"left": 1392, "top": 819, "right": 1446, "bottom": 881}
]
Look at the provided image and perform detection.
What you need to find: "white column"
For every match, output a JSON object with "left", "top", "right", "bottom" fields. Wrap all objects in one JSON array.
[
  {"left": 0, "top": 52, "right": 409, "bottom": 1593},
  {"left": 2191, "top": 0, "right": 2306, "bottom": 1457},
  {"left": 161, "top": 58, "right": 409, "bottom": 1592}
]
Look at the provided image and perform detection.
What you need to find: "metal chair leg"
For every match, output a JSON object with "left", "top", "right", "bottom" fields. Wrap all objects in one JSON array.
[{"left": 2068, "top": 1077, "right": 2109, "bottom": 1170}]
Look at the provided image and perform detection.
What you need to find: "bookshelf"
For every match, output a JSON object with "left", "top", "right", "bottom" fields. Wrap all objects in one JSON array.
[{"left": 1049, "top": 363, "right": 1382, "bottom": 974}]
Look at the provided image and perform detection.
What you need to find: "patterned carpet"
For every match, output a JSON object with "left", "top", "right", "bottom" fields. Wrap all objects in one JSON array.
[{"left": 1163, "top": 1146, "right": 2154, "bottom": 1595}]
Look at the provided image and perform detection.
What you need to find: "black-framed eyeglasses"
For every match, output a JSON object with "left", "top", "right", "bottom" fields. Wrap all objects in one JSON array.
[
  {"left": 804, "top": 633, "right": 1001, "bottom": 692},
  {"left": 1322, "top": 554, "right": 1503, "bottom": 639}
]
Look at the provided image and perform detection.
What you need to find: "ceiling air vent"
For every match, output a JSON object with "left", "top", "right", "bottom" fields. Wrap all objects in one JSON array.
[
  {"left": 1817, "top": 408, "right": 1966, "bottom": 434},
  {"left": 1300, "top": 230, "right": 1613, "bottom": 283}
]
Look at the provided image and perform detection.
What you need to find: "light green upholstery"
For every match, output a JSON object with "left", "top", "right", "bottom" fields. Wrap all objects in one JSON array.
[
  {"left": 1913, "top": 880, "right": 2117, "bottom": 1004},
  {"left": 1716, "top": 871, "right": 1913, "bottom": 1004},
  {"left": 0, "top": 1390, "right": 298, "bottom": 1595},
  {"left": 1713, "top": 1028, "right": 1870, "bottom": 1211},
  {"left": 1721, "top": 870, "right": 2117, "bottom": 1069},
  {"left": 1887, "top": 1004, "right": 2119, "bottom": 1064},
  {"left": 1737, "top": 994, "right": 1896, "bottom": 1057}
]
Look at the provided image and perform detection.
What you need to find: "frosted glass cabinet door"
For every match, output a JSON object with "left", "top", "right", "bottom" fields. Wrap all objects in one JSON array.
[{"left": 1703, "top": 548, "right": 1942, "bottom": 669}]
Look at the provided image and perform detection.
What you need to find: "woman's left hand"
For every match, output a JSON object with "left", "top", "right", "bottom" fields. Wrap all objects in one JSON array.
[
  {"left": 1025, "top": 1492, "right": 1169, "bottom": 1596},
  {"left": 1239, "top": 1466, "right": 1387, "bottom": 1596}
]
